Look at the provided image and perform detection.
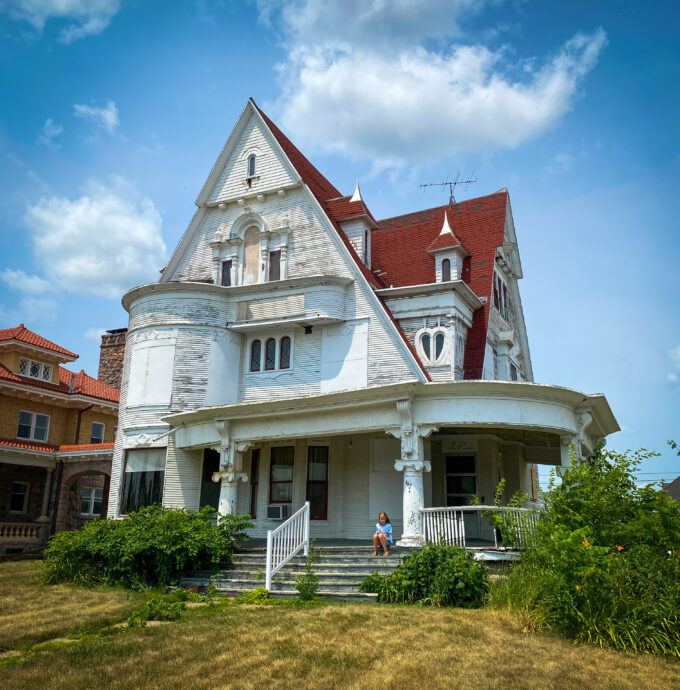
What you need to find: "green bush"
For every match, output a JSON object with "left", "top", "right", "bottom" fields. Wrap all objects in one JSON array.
[
  {"left": 127, "top": 597, "right": 186, "bottom": 627},
  {"left": 236, "top": 587, "right": 270, "bottom": 604},
  {"left": 492, "top": 446, "right": 680, "bottom": 656},
  {"left": 42, "top": 506, "right": 253, "bottom": 589},
  {"left": 360, "top": 543, "right": 489, "bottom": 607},
  {"left": 294, "top": 549, "right": 320, "bottom": 601}
]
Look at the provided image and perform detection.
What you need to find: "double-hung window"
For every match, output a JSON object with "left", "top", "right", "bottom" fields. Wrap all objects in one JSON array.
[
  {"left": 81, "top": 487, "right": 103, "bottom": 516},
  {"left": 306, "top": 446, "right": 329, "bottom": 520},
  {"left": 17, "top": 411, "right": 50, "bottom": 442},
  {"left": 9, "top": 481, "right": 29, "bottom": 514},
  {"left": 220, "top": 260, "right": 232, "bottom": 287},
  {"left": 122, "top": 448, "right": 166, "bottom": 514},
  {"left": 268, "top": 251, "right": 281, "bottom": 281},
  {"left": 90, "top": 422, "right": 105, "bottom": 444},
  {"left": 269, "top": 446, "right": 294, "bottom": 503}
]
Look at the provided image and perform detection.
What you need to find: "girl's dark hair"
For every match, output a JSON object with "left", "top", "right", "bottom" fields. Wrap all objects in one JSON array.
[{"left": 378, "top": 511, "right": 391, "bottom": 524}]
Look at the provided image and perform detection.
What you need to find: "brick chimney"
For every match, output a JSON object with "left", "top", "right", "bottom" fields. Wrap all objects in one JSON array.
[{"left": 98, "top": 328, "right": 127, "bottom": 389}]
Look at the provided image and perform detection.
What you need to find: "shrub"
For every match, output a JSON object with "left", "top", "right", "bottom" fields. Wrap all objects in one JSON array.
[
  {"left": 236, "top": 587, "right": 270, "bottom": 605},
  {"left": 493, "top": 447, "right": 680, "bottom": 656},
  {"left": 360, "top": 543, "right": 489, "bottom": 607},
  {"left": 294, "top": 549, "right": 320, "bottom": 601},
  {"left": 127, "top": 597, "right": 186, "bottom": 627},
  {"left": 42, "top": 506, "right": 253, "bottom": 589}
]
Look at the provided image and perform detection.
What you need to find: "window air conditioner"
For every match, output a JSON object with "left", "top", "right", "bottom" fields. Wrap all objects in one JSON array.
[{"left": 266, "top": 504, "right": 291, "bottom": 521}]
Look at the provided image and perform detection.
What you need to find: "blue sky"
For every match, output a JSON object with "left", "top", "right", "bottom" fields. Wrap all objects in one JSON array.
[{"left": 0, "top": 1, "right": 678, "bottom": 484}]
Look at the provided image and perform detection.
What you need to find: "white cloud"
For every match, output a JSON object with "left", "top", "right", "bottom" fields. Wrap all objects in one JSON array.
[
  {"left": 263, "top": 0, "right": 607, "bottom": 166},
  {"left": 24, "top": 176, "right": 167, "bottom": 299},
  {"left": 0, "top": 268, "right": 50, "bottom": 294},
  {"left": 84, "top": 326, "right": 106, "bottom": 341},
  {"left": 36, "top": 118, "right": 63, "bottom": 148},
  {"left": 668, "top": 345, "right": 680, "bottom": 384},
  {"left": 73, "top": 99, "right": 119, "bottom": 133},
  {"left": 2, "top": 0, "right": 122, "bottom": 43}
]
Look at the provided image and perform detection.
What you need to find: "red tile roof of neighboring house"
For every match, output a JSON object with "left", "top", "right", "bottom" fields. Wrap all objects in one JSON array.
[
  {"left": 372, "top": 192, "right": 509, "bottom": 379},
  {"left": 0, "top": 324, "right": 77, "bottom": 359},
  {"left": 0, "top": 362, "right": 119, "bottom": 404},
  {"left": 58, "top": 443, "right": 115, "bottom": 453},
  {"left": 0, "top": 438, "right": 57, "bottom": 453}
]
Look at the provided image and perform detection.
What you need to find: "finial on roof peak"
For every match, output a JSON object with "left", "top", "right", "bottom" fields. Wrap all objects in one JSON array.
[
  {"left": 439, "top": 211, "right": 452, "bottom": 236},
  {"left": 350, "top": 180, "right": 362, "bottom": 203}
]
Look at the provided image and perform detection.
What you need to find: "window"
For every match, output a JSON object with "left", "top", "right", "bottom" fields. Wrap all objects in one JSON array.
[
  {"left": 264, "top": 338, "right": 276, "bottom": 371},
  {"left": 243, "top": 226, "right": 260, "bottom": 284},
  {"left": 510, "top": 362, "right": 518, "bottom": 381},
  {"left": 81, "top": 487, "right": 103, "bottom": 516},
  {"left": 90, "top": 422, "right": 105, "bottom": 444},
  {"left": 268, "top": 250, "right": 281, "bottom": 281},
  {"left": 17, "top": 411, "right": 50, "bottom": 442},
  {"left": 9, "top": 481, "right": 29, "bottom": 514},
  {"left": 220, "top": 260, "right": 232, "bottom": 287},
  {"left": 18, "top": 358, "right": 52, "bottom": 382},
  {"left": 250, "top": 449, "right": 260, "bottom": 518},
  {"left": 249, "top": 335, "right": 292, "bottom": 373},
  {"left": 306, "top": 446, "right": 329, "bottom": 520},
  {"left": 122, "top": 448, "right": 165, "bottom": 514},
  {"left": 279, "top": 336, "right": 291, "bottom": 369},
  {"left": 250, "top": 339, "right": 262, "bottom": 372},
  {"left": 445, "top": 455, "right": 477, "bottom": 506},
  {"left": 416, "top": 328, "right": 447, "bottom": 366},
  {"left": 269, "top": 446, "right": 294, "bottom": 503},
  {"left": 441, "top": 258, "right": 451, "bottom": 282},
  {"left": 247, "top": 154, "right": 256, "bottom": 178},
  {"left": 493, "top": 275, "right": 500, "bottom": 310}
]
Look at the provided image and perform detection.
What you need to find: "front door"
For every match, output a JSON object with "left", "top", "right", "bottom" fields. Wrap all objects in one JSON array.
[
  {"left": 199, "top": 448, "right": 220, "bottom": 510},
  {"left": 444, "top": 454, "right": 481, "bottom": 539}
]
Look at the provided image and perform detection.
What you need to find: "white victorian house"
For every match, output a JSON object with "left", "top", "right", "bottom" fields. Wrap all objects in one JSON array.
[{"left": 108, "top": 99, "right": 619, "bottom": 548}]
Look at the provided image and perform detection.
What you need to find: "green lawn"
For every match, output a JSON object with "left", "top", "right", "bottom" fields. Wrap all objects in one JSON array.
[{"left": 1, "top": 562, "right": 678, "bottom": 689}]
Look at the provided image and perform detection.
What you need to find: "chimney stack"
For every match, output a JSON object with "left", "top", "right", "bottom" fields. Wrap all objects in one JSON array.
[{"left": 98, "top": 328, "right": 127, "bottom": 389}]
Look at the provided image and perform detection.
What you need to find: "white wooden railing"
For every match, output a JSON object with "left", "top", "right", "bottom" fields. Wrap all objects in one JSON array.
[
  {"left": 421, "top": 505, "right": 539, "bottom": 549},
  {"left": 0, "top": 522, "right": 43, "bottom": 540},
  {"left": 265, "top": 501, "right": 310, "bottom": 591}
]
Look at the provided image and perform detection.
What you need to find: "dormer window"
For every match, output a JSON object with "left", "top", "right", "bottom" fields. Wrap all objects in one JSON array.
[
  {"left": 19, "top": 357, "right": 52, "bottom": 382},
  {"left": 416, "top": 328, "right": 447, "bottom": 366},
  {"left": 442, "top": 258, "right": 451, "bottom": 282},
  {"left": 247, "top": 154, "right": 256, "bottom": 179}
]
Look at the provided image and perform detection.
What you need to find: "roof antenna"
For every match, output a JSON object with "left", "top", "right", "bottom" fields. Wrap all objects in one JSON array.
[{"left": 419, "top": 171, "right": 477, "bottom": 207}]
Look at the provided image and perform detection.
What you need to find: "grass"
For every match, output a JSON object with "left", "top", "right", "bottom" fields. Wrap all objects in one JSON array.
[
  {"left": 0, "top": 562, "right": 679, "bottom": 689},
  {"left": 0, "top": 561, "right": 148, "bottom": 651}
]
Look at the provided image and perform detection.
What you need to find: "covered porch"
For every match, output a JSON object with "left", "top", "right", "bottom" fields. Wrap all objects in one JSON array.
[{"left": 161, "top": 381, "right": 618, "bottom": 547}]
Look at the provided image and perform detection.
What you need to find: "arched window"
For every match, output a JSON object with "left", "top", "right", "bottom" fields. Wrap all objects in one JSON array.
[
  {"left": 421, "top": 333, "right": 431, "bottom": 360},
  {"left": 434, "top": 332, "right": 445, "bottom": 360},
  {"left": 247, "top": 154, "right": 256, "bottom": 178},
  {"left": 279, "top": 336, "right": 291, "bottom": 369},
  {"left": 417, "top": 328, "right": 448, "bottom": 366},
  {"left": 250, "top": 340, "right": 261, "bottom": 372},
  {"left": 243, "top": 226, "right": 260, "bottom": 285},
  {"left": 441, "top": 258, "right": 451, "bottom": 282},
  {"left": 264, "top": 338, "right": 276, "bottom": 371}
]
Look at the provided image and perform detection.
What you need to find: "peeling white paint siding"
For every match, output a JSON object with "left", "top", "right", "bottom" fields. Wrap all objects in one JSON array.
[
  {"left": 163, "top": 437, "right": 203, "bottom": 510},
  {"left": 338, "top": 218, "right": 371, "bottom": 264}
]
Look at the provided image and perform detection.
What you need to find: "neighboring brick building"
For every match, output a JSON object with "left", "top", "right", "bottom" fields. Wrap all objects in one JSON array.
[{"left": 0, "top": 324, "right": 119, "bottom": 558}]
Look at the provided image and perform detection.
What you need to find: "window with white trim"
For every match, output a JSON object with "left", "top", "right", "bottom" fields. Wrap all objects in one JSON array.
[
  {"left": 249, "top": 335, "right": 293, "bottom": 373},
  {"left": 90, "top": 422, "right": 105, "bottom": 444},
  {"left": 247, "top": 154, "right": 256, "bottom": 179},
  {"left": 416, "top": 328, "right": 448, "bottom": 366},
  {"left": 81, "top": 487, "right": 103, "bottom": 516},
  {"left": 122, "top": 448, "right": 165, "bottom": 514},
  {"left": 9, "top": 481, "right": 29, "bottom": 514},
  {"left": 17, "top": 411, "right": 50, "bottom": 442},
  {"left": 18, "top": 358, "right": 52, "bottom": 382}
]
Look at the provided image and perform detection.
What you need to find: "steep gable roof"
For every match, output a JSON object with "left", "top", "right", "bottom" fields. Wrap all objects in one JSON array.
[
  {"left": 372, "top": 191, "right": 509, "bottom": 379},
  {"left": 0, "top": 323, "right": 77, "bottom": 359}
]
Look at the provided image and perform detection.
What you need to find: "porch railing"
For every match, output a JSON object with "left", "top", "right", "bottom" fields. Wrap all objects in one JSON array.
[
  {"left": 0, "top": 522, "right": 43, "bottom": 541},
  {"left": 421, "top": 505, "right": 539, "bottom": 549},
  {"left": 265, "top": 501, "right": 310, "bottom": 591}
]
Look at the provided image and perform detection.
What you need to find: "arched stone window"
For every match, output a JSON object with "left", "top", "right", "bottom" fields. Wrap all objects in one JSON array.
[
  {"left": 279, "top": 336, "right": 291, "bottom": 369},
  {"left": 243, "top": 226, "right": 260, "bottom": 285},
  {"left": 441, "top": 258, "right": 451, "bottom": 282},
  {"left": 250, "top": 339, "right": 261, "bottom": 372},
  {"left": 264, "top": 338, "right": 276, "bottom": 371}
]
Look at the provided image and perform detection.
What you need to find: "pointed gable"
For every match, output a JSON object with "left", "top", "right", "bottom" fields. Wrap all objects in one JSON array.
[
  {"left": 425, "top": 212, "right": 467, "bottom": 254},
  {"left": 0, "top": 323, "right": 77, "bottom": 360}
]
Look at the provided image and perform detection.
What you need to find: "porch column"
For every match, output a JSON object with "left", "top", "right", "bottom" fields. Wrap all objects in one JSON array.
[
  {"left": 211, "top": 421, "right": 250, "bottom": 518},
  {"left": 388, "top": 399, "right": 438, "bottom": 548},
  {"left": 36, "top": 468, "right": 54, "bottom": 523},
  {"left": 560, "top": 436, "right": 578, "bottom": 469}
]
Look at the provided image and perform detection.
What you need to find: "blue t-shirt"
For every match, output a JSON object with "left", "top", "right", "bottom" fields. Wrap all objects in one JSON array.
[{"left": 375, "top": 522, "right": 393, "bottom": 544}]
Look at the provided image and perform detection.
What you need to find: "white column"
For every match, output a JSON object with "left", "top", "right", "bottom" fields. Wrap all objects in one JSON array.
[
  {"left": 211, "top": 432, "right": 250, "bottom": 519},
  {"left": 394, "top": 458, "right": 429, "bottom": 547},
  {"left": 37, "top": 467, "right": 54, "bottom": 523},
  {"left": 560, "top": 436, "right": 578, "bottom": 469}
]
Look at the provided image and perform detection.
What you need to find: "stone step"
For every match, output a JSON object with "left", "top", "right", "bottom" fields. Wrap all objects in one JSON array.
[
  {"left": 215, "top": 587, "right": 378, "bottom": 602},
  {"left": 212, "top": 578, "right": 371, "bottom": 593},
  {"left": 230, "top": 554, "right": 404, "bottom": 566},
  {"left": 216, "top": 567, "right": 397, "bottom": 579}
]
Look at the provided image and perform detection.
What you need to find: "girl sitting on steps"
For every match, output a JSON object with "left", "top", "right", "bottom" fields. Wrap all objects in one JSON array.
[{"left": 373, "top": 511, "right": 393, "bottom": 558}]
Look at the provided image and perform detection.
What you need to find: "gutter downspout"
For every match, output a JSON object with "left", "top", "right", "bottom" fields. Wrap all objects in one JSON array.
[{"left": 75, "top": 404, "right": 93, "bottom": 444}]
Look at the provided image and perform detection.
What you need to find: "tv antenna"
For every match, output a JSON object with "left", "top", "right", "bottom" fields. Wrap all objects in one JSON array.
[{"left": 420, "top": 172, "right": 477, "bottom": 206}]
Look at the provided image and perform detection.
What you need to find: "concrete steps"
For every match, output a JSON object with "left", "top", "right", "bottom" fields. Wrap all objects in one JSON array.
[{"left": 181, "top": 546, "right": 405, "bottom": 600}]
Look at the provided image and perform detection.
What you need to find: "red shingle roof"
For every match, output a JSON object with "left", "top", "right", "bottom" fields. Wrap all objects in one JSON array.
[
  {"left": 326, "top": 195, "right": 378, "bottom": 226},
  {"left": 58, "top": 443, "right": 114, "bottom": 453},
  {"left": 0, "top": 439, "right": 114, "bottom": 455},
  {"left": 0, "top": 324, "right": 77, "bottom": 359},
  {"left": 0, "top": 363, "right": 119, "bottom": 403},
  {"left": 373, "top": 192, "right": 509, "bottom": 378}
]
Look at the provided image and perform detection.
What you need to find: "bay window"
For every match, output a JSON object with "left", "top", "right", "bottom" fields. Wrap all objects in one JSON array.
[{"left": 122, "top": 448, "right": 165, "bottom": 514}]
